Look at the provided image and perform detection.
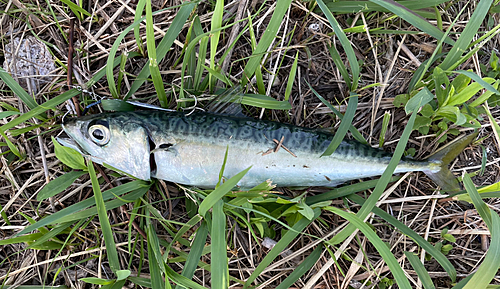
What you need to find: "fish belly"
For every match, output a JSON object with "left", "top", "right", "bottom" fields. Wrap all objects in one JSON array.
[{"left": 151, "top": 141, "right": 414, "bottom": 188}]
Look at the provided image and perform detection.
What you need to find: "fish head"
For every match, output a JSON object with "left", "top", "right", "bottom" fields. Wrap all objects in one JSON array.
[{"left": 58, "top": 113, "right": 152, "bottom": 180}]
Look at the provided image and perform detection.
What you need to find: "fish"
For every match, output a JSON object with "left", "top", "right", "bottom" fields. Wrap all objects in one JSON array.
[{"left": 57, "top": 110, "right": 477, "bottom": 191}]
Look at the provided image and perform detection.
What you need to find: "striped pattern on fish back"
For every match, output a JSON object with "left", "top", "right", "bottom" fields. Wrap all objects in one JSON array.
[{"left": 114, "top": 111, "right": 394, "bottom": 160}]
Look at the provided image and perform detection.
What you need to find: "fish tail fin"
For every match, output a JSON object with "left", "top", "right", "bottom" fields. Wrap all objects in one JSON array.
[{"left": 423, "top": 132, "right": 478, "bottom": 192}]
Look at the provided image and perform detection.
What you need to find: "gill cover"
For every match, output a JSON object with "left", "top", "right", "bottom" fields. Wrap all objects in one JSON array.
[{"left": 59, "top": 114, "right": 152, "bottom": 180}]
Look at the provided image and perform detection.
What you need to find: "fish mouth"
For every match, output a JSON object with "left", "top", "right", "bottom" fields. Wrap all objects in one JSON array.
[{"left": 56, "top": 136, "right": 88, "bottom": 155}]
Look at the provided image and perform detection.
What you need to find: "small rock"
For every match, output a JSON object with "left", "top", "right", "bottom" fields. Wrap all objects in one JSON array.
[{"left": 3, "top": 36, "right": 56, "bottom": 93}]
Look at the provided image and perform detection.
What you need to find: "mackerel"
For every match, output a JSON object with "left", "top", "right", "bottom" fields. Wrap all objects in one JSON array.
[{"left": 58, "top": 111, "right": 476, "bottom": 191}]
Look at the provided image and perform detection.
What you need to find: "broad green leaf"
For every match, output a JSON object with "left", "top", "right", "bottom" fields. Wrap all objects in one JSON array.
[
  {"left": 447, "top": 79, "right": 495, "bottom": 106},
  {"left": 37, "top": 171, "right": 86, "bottom": 201},
  {"left": 433, "top": 67, "right": 450, "bottom": 107},
  {"left": 52, "top": 137, "right": 86, "bottom": 171},
  {"left": 469, "top": 80, "right": 500, "bottom": 107},
  {"left": 116, "top": 270, "right": 131, "bottom": 281},
  {"left": 79, "top": 278, "right": 114, "bottom": 285},
  {"left": 454, "top": 71, "right": 500, "bottom": 95},
  {"left": 405, "top": 87, "right": 433, "bottom": 114}
]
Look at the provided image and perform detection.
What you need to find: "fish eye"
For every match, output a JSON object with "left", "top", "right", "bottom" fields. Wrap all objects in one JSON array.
[{"left": 89, "top": 124, "right": 110, "bottom": 145}]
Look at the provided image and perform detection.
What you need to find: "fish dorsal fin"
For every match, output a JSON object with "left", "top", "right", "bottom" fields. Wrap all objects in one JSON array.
[{"left": 205, "top": 85, "right": 246, "bottom": 117}]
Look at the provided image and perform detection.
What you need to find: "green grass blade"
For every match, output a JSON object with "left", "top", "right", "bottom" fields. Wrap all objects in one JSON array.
[
  {"left": 88, "top": 159, "right": 120, "bottom": 273},
  {"left": 37, "top": 171, "right": 87, "bottom": 201},
  {"left": 175, "top": 221, "right": 209, "bottom": 288},
  {"left": 27, "top": 222, "right": 73, "bottom": 249},
  {"left": 0, "top": 67, "right": 38, "bottom": 110},
  {"left": 285, "top": 51, "right": 299, "bottom": 101},
  {"left": 323, "top": 0, "right": 449, "bottom": 14},
  {"left": 309, "top": 83, "right": 366, "bottom": 144},
  {"left": 321, "top": 93, "right": 358, "bottom": 156},
  {"left": 275, "top": 245, "right": 323, "bottom": 289},
  {"left": 0, "top": 130, "right": 21, "bottom": 158},
  {"left": 211, "top": 200, "right": 228, "bottom": 289},
  {"left": 439, "top": 0, "right": 494, "bottom": 70},
  {"left": 237, "top": 94, "right": 291, "bottom": 110},
  {"left": 17, "top": 181, "right": 149, "bottom": 236},
  {"left": 305, "top": 176, "right": 401, "bottom": 205},
  {"left": 405, "top": 252, "right": 436, "bottom": 289},
  {"left": 317, "top": 0, "right": 360, "bottom": 90},
  {"left": 147, "top": 225, "right": 167, "bottom": 288},
  {"left": 241, "top": 0, "right": 292, "bottom": 85},
  {"left": 463, "top": 174, "right": 492, "bottom": 228},
  {"left": 134, "top": 0, "right": 146, "bottom": 56},
  {"left": 453, "top": 70, "right": 500, "bottom": 94},
  {"left": 369, "top": 0, "right": 454, "bottom": 45},
  {"left": 243, "top": 209, "right": 321, "bottom": 288},
  {"left": 125, "top": 2, "right": 196, "bottom": 99},
  {"left": 329, "top": 88, "right": 432, "bottom": 245},
  {"left": 145, "top": 0, "right": 168, "bottom": 107},
  {"left": 1, "top": 55, "right": 124, "bottom": 132},
  {"left": 209, "top": 0, "right": 224, "bottom": 91},
  {"left": 0, "top": 233, "right": 43, "bottom": 245},
  {"left": 460, "top": 180, "right": 500, "bottom": 289},
  {"left": 164, "top": 265, "right": 208, "bottom": 289},
  {"left": 198, "top": 166, "right": 251, "bottom": 217},
  {"left": 328, "top": 43, "right": 351, "bottom": 89},
  {"left": 348, "top": 194, "right": 457, "bottom": 281},
  {"left": 164, "top": 215, "right": 202, "bottom": 258},
  {"left": 325, "top": 207, "right": 412, "bottom": 289},
  {"left": 60, "top": 0, "right": 92, "bottom": 18},
  {"left": 62, "top": 187, "right": 149, "bottom": 223}
]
